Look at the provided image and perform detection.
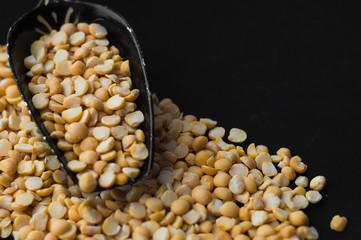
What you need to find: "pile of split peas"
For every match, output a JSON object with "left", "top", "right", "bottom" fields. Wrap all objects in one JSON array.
[
  {"left": 25, "top": 23, "right": 148, "bottom": 192},
  {"left": 0, "top": 22, "right": 347, "bottom": 240}
]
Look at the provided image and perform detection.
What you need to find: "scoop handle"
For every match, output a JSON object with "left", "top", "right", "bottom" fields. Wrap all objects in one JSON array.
[{"left": 36, "top": 0, "right": 62, "bottom": 7}]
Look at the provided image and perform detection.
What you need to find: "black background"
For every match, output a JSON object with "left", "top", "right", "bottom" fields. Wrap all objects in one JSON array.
[{"left": 1, "top": 1, "right": 360, "bottom": 239}]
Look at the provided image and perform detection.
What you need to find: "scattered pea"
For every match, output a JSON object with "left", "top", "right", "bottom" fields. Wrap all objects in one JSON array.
[
  {"left": 309, "top": 175, "right": 326, "bottom": 191},
  {"left": 330, "top": 215, "right": 348, "bottom": 232}
]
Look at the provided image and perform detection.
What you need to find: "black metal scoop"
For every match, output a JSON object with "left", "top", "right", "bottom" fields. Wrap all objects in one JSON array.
[{"left": 7, "top": 0, "right": 153, "bottom": 191}]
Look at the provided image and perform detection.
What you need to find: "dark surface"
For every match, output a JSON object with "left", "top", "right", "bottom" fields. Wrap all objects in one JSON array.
[
  {"left": 6, "top": 0, "right": 154, "bottom": 191},
  {"left": 1, "top": 0, "right": 360, "bottom": 239}
]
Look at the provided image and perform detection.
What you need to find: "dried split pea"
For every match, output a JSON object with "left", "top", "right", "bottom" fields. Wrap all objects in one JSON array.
[
  {"left": 67, "top": 122, "right": 88, "bottom": 141},
  {"left": 146, "top": 197, "right": 164, "bottom": 212},
  {"left": 25, "top": 177, "right": 43, "bottom": 191},
  {"left": 228, "top": 128, "right": 247, "bottom": 143},
  {"left": 192, "top": 187, "right": 212, "bottom": 205},
  {"left": 93, "top": 126, "right": 110, "bottom": 141},
  {"left": 130, "top": 143, "right": 149, "bottom": 160},
  {"left": 209, "top": 127, "right": 225, "bottom": 140},
  {"left": 56, "top": 60, "right": 72, "bottom": 75},
  {"left": 99, "top": 171, "right": 116, "bottom": 188},
  {"left": 67, "top": 160, "right": 87, "bottom": 172},
  {"left": 101, "top": 115, "right": 121, "bottom": 127},
  {"left": 289, "top": 210, "right": 308, "bottom": 226},
  {"left": 220, "top": 201, "right": 239, "bottom": 218},
  {"left": 69, "top": 31, "right": 85, "bottom": 46},
  {"left": 129, "top": 202, "right": 146, "bottom": 219},
  {"left": 48, "top": 200, "right": 67, "bottom": 218},
  {"left": 0, "top": 139, "right": 12, "bottom": 156},
  {"left": 124, "top": 110, "right": 145, "bottom": 128},
  {"left": 82, "top": 205, "right": 102, "bottom": 224},
  {"left": 123, "top": 167, "right": 140, "bottom": 178},
  {"left": 106, "top": 94, "right": 125, "bottom": 110},
  {"left": 61, "top": 107, "right": 83, "bottom": 123},
  {"left": 309, "top": 175, "right": 326, "bottom": 191},
  {"left": 32, "top": 93, "right": 49, "bottom": 110},
  {"left": 78, "top": 172, "right": 97, "bottom": 192},
  {"left": 15, "top": 192, "right": 34, "bottom": 206},
  {"left": 170, "top": 199, "right": 190, "bottom": 215},
  {"left": 89, "top": 23, "right": 108, "bottom": 38},
  {"left": 102, "top": 216, "right": 120, "bottom": 236},
  {"left": 306, "top": 190, "right": 322, "bottom": 204},
  {"left": 330, "top": 215, "right": 348, "bottom": 232},
  {"left": 190, "top": 121, "right": 207, "bottom": 136}
]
